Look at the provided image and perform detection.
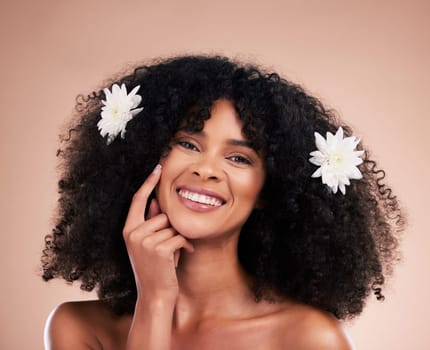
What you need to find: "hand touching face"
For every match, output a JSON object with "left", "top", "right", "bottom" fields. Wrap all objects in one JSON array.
[{"left": 123, "top": 165, "right": 194, "bottom": 300}]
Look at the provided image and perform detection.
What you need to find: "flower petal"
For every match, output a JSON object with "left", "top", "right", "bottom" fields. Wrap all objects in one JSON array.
[
  {"left": 131, "top": 107, "right": 143, "bottom": 117},
  {"left": 330, "top": 183, "right": 339, "bottom": 194},
  {"left": 309, "top": 126, "right": 363, "bottom": 194},
  {"left": 129, "top": 85, "right": 141, "bottom": 97},
  {"left": 335, "top": 127, "right": 344, "bottom": 139},
  {"left": 343, "top": 136, "right": 358, "bottom": 150},
  {"left": 113, "top": 84, "right": 122, "bottom": 95},
  {"left": 314, "top": 132, "right": 328, "bottom": 152},
  {"left": 97, "top": 83, "right": 143, "bottom": 144},
  {"left": 339, "top": 183, "right": 346, "bottom": 195},
  {"left": 311, "top": 168, "right": 322, "bottom": 178},
  {"left": 326, "top": 131, "right": 335, "bottom": 145},
  {"left": 348, "top": 166, "right": 363, "bottom": 179},
  {"left": 309, "top": 151, "right": 325, "bottom": 166}
]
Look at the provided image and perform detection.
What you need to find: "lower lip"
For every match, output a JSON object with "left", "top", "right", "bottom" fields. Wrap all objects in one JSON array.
[{"left": 177, "top": 192, "right": 223, "bottom": 213}]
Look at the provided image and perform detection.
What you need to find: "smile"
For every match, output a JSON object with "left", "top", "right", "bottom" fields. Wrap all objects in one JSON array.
[{"left": 177, "top": 188, "right": 224, "bottom": 207}]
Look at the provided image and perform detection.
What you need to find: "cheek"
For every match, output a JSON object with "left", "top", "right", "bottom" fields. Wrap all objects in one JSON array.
[
  {"left": 155, "top": 153, "right": 184, "bottom": 209},
  {"left": 155, "top": 171, "right": 171, "bottom": 209},
  {"left": 159, "top": 148, "right": 185, "bottom": 172},
  {"left": 234, "top": 172, "right": 265, "bottom": 204},
  {"left": 154, "top": 158, "right": 168, "bottom": 207}
]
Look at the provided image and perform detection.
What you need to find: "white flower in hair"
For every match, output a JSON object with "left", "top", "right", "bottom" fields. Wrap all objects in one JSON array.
[
  {"left": 97, "top": 83, "right": 143, "bottom": 145},
  {"left": 309, "top": 127, "right": 364, "bottom": 194}
]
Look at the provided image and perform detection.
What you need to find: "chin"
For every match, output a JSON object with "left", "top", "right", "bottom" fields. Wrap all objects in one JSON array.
[
  {"left": 168, "top": 213, "right": 243, "bottom": 244},
  {"left": 168, "top": 216, "right": 214, "bottom": 239}
]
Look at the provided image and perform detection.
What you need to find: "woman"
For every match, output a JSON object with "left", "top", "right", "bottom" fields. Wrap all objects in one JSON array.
[{"left": 42, "top": 55, "right": 404, "bottom": 349}]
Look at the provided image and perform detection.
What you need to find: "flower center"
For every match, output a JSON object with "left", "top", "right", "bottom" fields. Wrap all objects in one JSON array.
[
  {"left": 328, "top": 153, "right": 344, "bottom": 166},
  {"left": 112, "top": 107, "right": 120, "bottom": 117}
]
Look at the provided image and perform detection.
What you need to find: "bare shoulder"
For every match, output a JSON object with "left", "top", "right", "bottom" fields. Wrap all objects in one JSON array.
[
  {"left": 44, "top": 300, "right": 102, "bottom": 349},
  {"left": 277, "top": 304, "right": 355, "bottom": 350},
  {"left": 44, "top": 300, "right": 130, "bottom": 350}
]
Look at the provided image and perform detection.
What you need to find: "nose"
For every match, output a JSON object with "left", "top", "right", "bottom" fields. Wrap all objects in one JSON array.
[{"left": 190, "top": 155, "right": 223, "bottom": 181}]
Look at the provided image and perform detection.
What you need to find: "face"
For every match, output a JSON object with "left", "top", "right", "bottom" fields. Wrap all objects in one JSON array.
[{"left": 156, "top": 99, "right": 266, "bottom": 240}]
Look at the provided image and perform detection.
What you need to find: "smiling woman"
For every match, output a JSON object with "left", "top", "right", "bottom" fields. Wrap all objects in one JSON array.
[
  {"left": 156, "top": 99, "right": 266, "bottom": 240},
  {"left": 41, "top": 55, "right": 405, "bottom": 350}
]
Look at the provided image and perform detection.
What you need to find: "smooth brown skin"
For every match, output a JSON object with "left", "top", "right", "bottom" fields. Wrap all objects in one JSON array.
[
  {"left": 45, "top": 100, "right": 354, "bottom": 349},
  {"left": 45, "top": 299, "right": 353, "bottom": 350}
]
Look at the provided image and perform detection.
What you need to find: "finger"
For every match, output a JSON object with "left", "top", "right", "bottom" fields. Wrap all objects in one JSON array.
[
  {"left": 165, "top": 238, "right": 194, "bottom": 268},
  {"left": 147, "top": 198, "right": 161, "bottom": 220},
  {"left": 174, "top": 250, "right": 180, "bottom": 268},
  {"left": 155, "top": 235, "right": 195, "bottom": 258},
  {"left": 140, "top": 227, "right": 177, "bottom": 247},
  {"left": 125, "top": 214, "right": 170, "bottom": 243},
  {"left": 124, "top": 164, "right": 162, "bottom": 233},
  {"left": 183, "top": 242, "right": 195, "bottom": 254}
]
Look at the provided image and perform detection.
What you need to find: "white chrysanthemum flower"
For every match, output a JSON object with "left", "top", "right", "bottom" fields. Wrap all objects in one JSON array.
[
  {"left": 97, "top": 83, "right": 143, "bottom": 145},
  {"left": 309, "top": 127, "right": 364, "bottom": 194}
]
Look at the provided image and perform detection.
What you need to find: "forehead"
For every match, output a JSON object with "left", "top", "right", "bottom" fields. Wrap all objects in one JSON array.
[
  {"left": 207, "top": 99, "right": 244, "bottom": 130},
  {"left": 177, "top": 99, "right": 266, "bottom": 153},
  {"left": 180, "top": 100, "right": 245, "bottom": 137}
]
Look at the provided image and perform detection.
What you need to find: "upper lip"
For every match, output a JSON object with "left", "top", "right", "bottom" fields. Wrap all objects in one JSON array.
[{"left": 176, "top": 185, "right": 227, "bottom": 204}]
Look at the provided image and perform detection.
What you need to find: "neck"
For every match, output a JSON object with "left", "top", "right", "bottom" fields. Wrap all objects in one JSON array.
[{"left": 173, "top": 235, "right": 255, "bottom": 330}]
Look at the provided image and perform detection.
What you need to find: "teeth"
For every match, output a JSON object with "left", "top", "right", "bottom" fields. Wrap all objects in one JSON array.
[{"left": 178, "top": 189, "right": 223, "bottom": 206}]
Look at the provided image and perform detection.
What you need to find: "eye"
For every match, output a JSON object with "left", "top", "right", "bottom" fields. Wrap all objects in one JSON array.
[
  {"left": 177, "top": 140, "right": 199, "bottom": 151},
  {"left": 228, "top": 155, "right": 252, "bottom": 165}
]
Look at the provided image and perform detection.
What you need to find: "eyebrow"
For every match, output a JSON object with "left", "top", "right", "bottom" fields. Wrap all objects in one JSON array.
[
  {"left": 226, "top": 139, "right": 254, "bottom": 149},
  {"left": 179, "top": 130, "right": 254, "bottom": 150}
]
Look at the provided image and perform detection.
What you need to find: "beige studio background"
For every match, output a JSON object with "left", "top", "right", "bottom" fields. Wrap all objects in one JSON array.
[{"left": 1, "top": 0, "right": 429, "bottom": 349}]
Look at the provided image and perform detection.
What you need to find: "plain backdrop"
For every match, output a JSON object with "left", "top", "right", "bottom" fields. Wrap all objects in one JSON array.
[{"left": 1, "top": 0, "right": 429, "bottom": 349}]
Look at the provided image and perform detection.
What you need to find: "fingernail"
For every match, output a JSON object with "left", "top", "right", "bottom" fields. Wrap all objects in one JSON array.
[{"left": 153, "top": 164, "right": 162, "bottom": 174}]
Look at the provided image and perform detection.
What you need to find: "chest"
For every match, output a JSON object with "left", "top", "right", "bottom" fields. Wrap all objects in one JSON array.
[{"left": 171, "top": 319, "right": 285, "bottom": 350}]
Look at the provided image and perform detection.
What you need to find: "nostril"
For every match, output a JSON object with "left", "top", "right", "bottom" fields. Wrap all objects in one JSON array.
[
  {"left": 190, "top": 161, "right": 222, "bottom": 181},
  {"left": 193, "top": 171, "right": 218, "bottom": 180}
]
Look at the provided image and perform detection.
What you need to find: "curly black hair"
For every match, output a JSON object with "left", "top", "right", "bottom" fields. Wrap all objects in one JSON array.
[{"left": 41, "top": 54, "right": 405, "bottom": 320}]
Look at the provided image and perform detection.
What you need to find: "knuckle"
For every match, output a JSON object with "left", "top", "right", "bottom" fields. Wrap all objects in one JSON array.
[
  {"left": 141, "top": 235, "right": 155, "bottom": 246},
  {"left": 127, "top": 231, "right": 141, "bottom": 244},
  {"left": 158, "top": 213, "right": 168, "bottom": 224},
  {"left": 123, "top": 227, "right": 135, "bottom": 241},
  {"left": 173, "top": 236, "right": 182, "bottom": 245},
  {"left": 154, "top": 244, "right": 169, "bottom": 257}
]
